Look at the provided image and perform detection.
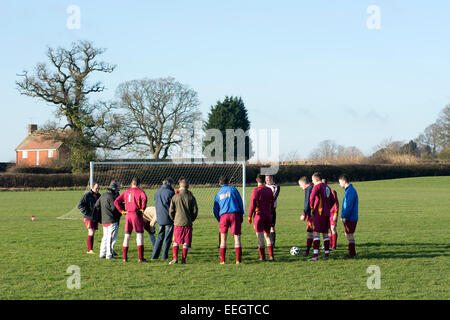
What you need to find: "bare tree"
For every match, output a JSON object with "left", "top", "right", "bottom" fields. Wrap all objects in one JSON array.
[
  {"left": 417, "top": 123, "right": 442, "bottom": 161},
  {"left": 16, "top": 41, "right": 130, "bottom": 172},
  {"left": 282, "top": 149, "right": 301, "bottom": 163},
  {"left": 336, "top": 146, "right": 364, "bottom": 163},
  {"left": 437, "top": 104, "right": 450, "bottom": 148},
  {"left": 117, "top": 77, "right": 202, "bottom": 160},
  {"left": 309, "top": 140, "right": 339, "bottom": 163},
  {"left": 373, "top": 138, "right": 404, "bottom": 154}
]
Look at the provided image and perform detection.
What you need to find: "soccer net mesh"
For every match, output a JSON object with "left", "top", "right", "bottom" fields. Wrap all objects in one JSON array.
[{"left": 58, "top": 161, "right": 246, "bottom": 220}]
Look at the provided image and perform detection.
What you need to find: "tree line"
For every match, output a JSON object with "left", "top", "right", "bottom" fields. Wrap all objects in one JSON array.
[{"left": 287, "top": 106, "right": 450, "bottom": 165}]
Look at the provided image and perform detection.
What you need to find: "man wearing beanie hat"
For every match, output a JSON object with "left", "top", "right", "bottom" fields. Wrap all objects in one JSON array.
[{"left": 95, "top": 181, "right": 122, "bottom": 259}]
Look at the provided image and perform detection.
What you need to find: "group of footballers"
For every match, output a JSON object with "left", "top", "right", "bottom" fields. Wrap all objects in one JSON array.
[
  {"left": 77, "top": 171, "right": 358, "bottom": 264},
  {"left": 298, "top": 172, "right": 359, "bottom": 260}
]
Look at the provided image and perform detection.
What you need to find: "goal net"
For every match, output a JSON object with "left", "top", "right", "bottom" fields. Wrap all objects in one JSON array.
[{"left": 58, "top": 161, "right": 246, "bottom": 220}]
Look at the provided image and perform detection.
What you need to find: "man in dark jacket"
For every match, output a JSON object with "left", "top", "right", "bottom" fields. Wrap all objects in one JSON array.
[
  {"left": 298, "top": 176, "right": 314, "bottom": 256},
  {"left": 95, "top": 181, "right": 121, "bottom": 259},
  {"left": 78, "top": 183, "right": 101, "bottom": 254},
  {"left": 151, "top": 178, "right": 175, "bottom": 260}
]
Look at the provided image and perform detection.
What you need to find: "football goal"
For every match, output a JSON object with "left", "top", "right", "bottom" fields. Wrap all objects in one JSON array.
[{"left": 58, "top": 161, "right": 246, "bottom": 220}]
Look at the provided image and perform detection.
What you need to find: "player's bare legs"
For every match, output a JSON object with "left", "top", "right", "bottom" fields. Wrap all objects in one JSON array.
[
  {"left": 256, "top": 232, "right": 273, "bottom": 261},
  {"left": 86, "top": 228, "right": 96, "bottom": 253},
  {"left": 256, "top": 232, "right": 266, "bottom": 260},
  {"left": 170, "top": 242, "right": 179, "bottom": 264},
  {"left": 264, "top": 232, "right": 274, "bottom": 260},
  {"left": 322, "top": 232, "right": 330, "bottom": 260},
  {"left": 136, "top": 232, "right": 144, "bottom": 246},
  {"left": 329, "top": 224, "right": 337, "bottom": 250},
  {"left": 302, "top": 232, "right": 314, "bottom": 256},
  {"left": 310, "top": 231, "right": 329, "bottom": 260},
  {"left": 135, "top": 232, "right": 146, "bottom": 262},
  {"left": 220, "top": 233, "right": 241, "bottom": 264},
  {"left": 310, "top": 231, "right": 321, "bottom": 260},
  {"left": 122, "top": 233, "right": 131, "bottom": 261},
  {"left": 123, "top": 233, "right": 130, "bottom": 247},
  {"left": 269, "top": 226, "right": 276, "bottom": 249},
  {"left": 234, "top": 234, "right": 242, "bottom": 264},
  {"left": 220, "top": 232, "right": 227, "bottom": 264},
  {"left": 181, "top": 243, "right": 189, "bottom": 264}
]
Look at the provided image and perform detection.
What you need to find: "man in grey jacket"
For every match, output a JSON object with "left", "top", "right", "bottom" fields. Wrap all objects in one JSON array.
[
  {"left": 151, "top": 178, "right": 175, "bottom": 260},
  {"left": 95, "top": 181, "right": 121, "bottom": 259}
]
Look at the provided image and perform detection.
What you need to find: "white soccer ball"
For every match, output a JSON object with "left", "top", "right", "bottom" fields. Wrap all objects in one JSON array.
[{"left": 290, "top": 246, "right": 301, "bottom": 256}]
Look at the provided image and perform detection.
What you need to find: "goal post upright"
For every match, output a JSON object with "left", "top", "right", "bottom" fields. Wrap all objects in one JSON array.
[{"left": 89, "top": 161, "right": 94, "bottom": 187}]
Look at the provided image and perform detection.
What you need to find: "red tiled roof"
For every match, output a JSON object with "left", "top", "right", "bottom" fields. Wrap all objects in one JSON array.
[{"left": 15, "top": 131, "right": 66, "bottom": 151}]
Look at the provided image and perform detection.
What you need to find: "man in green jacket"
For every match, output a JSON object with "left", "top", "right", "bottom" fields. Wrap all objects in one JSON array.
[{"left": 168, "top": 177, "right": 198, "bottom": 264}]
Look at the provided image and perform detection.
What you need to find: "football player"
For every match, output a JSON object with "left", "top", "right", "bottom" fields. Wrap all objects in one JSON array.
[
  {"left": 114, "top": 177, "right": 148, "bottom": 262},
  {"left": 248, "top": 174, "right": 275, "bottom": 261}
]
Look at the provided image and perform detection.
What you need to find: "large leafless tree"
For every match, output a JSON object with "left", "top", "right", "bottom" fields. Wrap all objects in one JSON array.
[
  {"left": 16, "top": 41, "right": 132, "bottom": 172},
  {"left": 117, "top": 77, "right": 202, "bottom": 160}
]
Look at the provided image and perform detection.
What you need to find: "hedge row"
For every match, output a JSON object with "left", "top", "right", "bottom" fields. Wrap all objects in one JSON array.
[
  {"left": 1, "top": 164, "right": 449, "bottom": 188},
  {"left": 246, "top": 164, "right": 450, "bottom": 183},
  {"left": 0, "top": 173, "right": 88, "bottom": 188},
  {"left": 11, "top": 166, "right": 72, "bottom": 174},
  {"left": 0, "top": 163, "right": 14, "bottom": 173}
]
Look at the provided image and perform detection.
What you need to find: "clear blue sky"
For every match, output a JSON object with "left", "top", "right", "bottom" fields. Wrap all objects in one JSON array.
[{"left": 1, "top": 0, "right": 449, "bottom": 162}]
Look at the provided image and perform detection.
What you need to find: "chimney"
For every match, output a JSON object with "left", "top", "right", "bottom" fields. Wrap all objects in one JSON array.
[{"left": 28, "top": 124, "right": 38, "bottom": 136}]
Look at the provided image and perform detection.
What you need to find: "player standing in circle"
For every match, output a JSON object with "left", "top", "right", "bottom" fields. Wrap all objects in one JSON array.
[
  {"left": 265, "top": 175, "right": 280, "bottom": 248},
  {"left": 143, "top": 206, "right": 157, "bottom": 249},
  {"left": 168, "top": 178, "right": 198, "bottom": 264},
  {"left": 322, "top": 179, "right": 339, "bottom": 250},
  {"left": 298, "top": 176, "right": 314, "bottom": 256},
  {"left": 309, "top": 172, "right": 336, "bottom": 261},
  {"left": 338, "top": 174, "right": 359, "bottom": 259},
  {"left": 95, "top": 181, "right": 121, "bottom": 259},
  {"left": 152, "top": 178, "right": 176, "bottom": 260},
  {"left": 248, "top": 174, "right": 275, "bottom": 261},
  {"left": 213, "top": 176, "right": 245, "bottom": 264},
  {"left": 78, "top": 182, "right": 101, "bottom": 254},
  {"left": 114, "top": 177, "right": 148, "bottom": 263}
]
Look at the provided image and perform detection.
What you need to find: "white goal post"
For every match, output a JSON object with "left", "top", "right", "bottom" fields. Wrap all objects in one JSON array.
[{"left": 59, "top": 160, "right": 246, "bottom": 220}]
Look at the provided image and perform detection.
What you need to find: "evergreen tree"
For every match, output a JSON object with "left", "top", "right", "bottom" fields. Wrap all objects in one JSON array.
[{"left": 204, "top": 96, "right": 253, "bottom": 161}]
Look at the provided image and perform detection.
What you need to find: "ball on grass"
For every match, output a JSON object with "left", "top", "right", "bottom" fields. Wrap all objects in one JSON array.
[{"left": 290, "top": 246, "right": 301, "bottom": 256}]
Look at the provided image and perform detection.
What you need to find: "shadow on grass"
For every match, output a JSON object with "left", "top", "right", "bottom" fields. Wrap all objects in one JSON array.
[
  {"left": 352, "top": 242, "right": 450, "bottom": 259},
  {"left": 185, "top": 245, "right": 312, "bottom": 264},
  {"left": 184, "top": 242, "right": 450, "bottom": 262}
]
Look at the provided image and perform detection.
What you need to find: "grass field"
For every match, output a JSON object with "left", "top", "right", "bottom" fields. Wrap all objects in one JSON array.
[{"left": 0, "top": 176, "right": 449, "bottom": 300}]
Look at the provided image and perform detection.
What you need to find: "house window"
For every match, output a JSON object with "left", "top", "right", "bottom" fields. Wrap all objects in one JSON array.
[
  {"left": 48, "top": 150, "right": 54, "bottom": 158},
  {"left": 22, "top": 151, "right": 28, "bottom": 159}
]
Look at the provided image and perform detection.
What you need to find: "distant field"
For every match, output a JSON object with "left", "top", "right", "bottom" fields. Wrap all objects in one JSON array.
[{"left": 0, "top": 176, "right": 449, "bottom": 299}]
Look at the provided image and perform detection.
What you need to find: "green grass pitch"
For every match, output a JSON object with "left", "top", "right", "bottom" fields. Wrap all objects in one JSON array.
[{"left": 0, "top": 176, "right": 449, "bottom": 299}]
